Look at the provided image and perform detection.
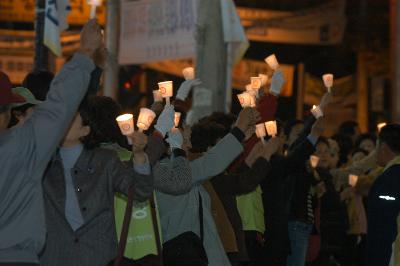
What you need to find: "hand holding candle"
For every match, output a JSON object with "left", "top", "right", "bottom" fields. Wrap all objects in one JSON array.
[
  {"left": 237, "top": 92, "right": 256, "bottom": 108},
  {"left": 87, "top": 0, "right": 103, "bottom": 19},
  {"left": 154, "top": 104, "right": 175, "bottom": 138},
  {"left": 129, "top": 131, "right": 148, "bottom": 161},
  {"left": 377, "top": 122, "right": 386, "bottom": 132},
  {"left": 265, "top": 121, "right": 277, "bottom": 137},
  {"left": 322, "top": 74, "right": 334, "bottom": 93},
  {"left": 137, "top": 108, "right": 156, "bottom": 132},
  {"left": 348, "top": 174, "right": 359, "bottom": 187},
  {"left": 250, "top": 77, "right": 262, "bottom": 90},
  {"left": 116, "top": 114, "right": 134, "bottom": 144},
  {"left": 265, "top": 54, "right": 279, "bottom": 70},
  {"left": 182, "top": 67, "right": 195, "bottom": 80},
  {"left": 258, "top": 74, "right": 268, "bottom": 87},
  {"left": 174, "top": 112, "right": 181, "bottom": 128},
  {"left": 153, "top": 90, "right": 163, "bottom": 103},
  {"left": 158, "top": 81, "right": 173, "bottom": 105},
  {"left": 311, "top": 105, "right": 323, "bottom": 119},
  {"left": 235, "top": 107, "right": 261, "bottom": 134}
]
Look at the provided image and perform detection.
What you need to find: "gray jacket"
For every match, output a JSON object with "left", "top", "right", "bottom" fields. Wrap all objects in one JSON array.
[
  {"left": 40, "top": 147, "right": 153, "bottom": 266},
  {"left": 0, "top": 53, "right": 94, "bottom": 263},
  {"left": 157, "top": 130, "right": 244, "bottom": 266}
]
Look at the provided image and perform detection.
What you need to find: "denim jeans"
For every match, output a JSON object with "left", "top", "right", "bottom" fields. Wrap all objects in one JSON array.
[{"left": 287, "top": 221, "right": 313, "bottom": 266}]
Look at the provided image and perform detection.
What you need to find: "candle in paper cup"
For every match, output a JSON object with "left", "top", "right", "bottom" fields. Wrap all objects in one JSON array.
[
  {"left": 258, "top": 74, "right": 268, "bottom": 87},
  {"left": 88, "top": 0, "right": 102, "bottom": 19},
  {"left": 265, "top": 121, "right": 277, "bottom": 137},
  {"left": 311, "top": 105, "right": 323, "bottom": 119},
  {"left": 182, "top": 67, "right": 195, "bottom": 80},
  {"left": 349, "top": 174, "right": 358, "bottom": 187},
  {"left": 116, "top": 114, "right": 134, "bottom": 135},
  {"left": 245, "top": 84, "right": 257, "bottom": 97},
  {"left": 250, "top": 77, "right": 262, "bottom": 90},
  {"left": 265, "top": 54, "right": 279, "bottom": 70},
  {"left": 377, "top": 122, "right": 386, "bottom": 132},
  {"left": 158, "top": 81, "right": 173, "bottom": 105},
  {"left": 153, "top": 90, "right": 163, "bottom": 102},
  {"left": 322, "top": 74, "right": 334, "bottom": 92},
  {"left": 256, "top": 123, "right": 267, "bottom": 144},
  {"left": 310, "top": 155, "right": 320, "bottom": 169},
  {"left": 237, "top": 92, "right": 256, "bottom": 108},
  {"left": 174, "top": 112, "right": 181, "bottom": 128},
  {"left": 137, "top": 108, "right": 156, "bottom": 131}
]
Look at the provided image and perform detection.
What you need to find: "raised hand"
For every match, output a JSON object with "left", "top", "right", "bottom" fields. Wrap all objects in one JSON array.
[
  {"left": 176, "top": 79, "right": 202, "bottom": 101},
  {"left": 78, "top": 19, "right": 104, "bottom": 61},
  {"left": 235, "top": 107, "right": 261, "bottom": 134}
]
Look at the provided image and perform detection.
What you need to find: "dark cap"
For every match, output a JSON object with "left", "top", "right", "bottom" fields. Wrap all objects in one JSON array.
[{"left": 0, "top": 71, "right": 25, "bottom": 106}]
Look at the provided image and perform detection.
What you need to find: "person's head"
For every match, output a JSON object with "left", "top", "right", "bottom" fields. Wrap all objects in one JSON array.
[
  {"left": 22, "top": 70, "right": 54, "bottom": 101},
  {"left": 62, "top": 96, "right": 125, "bottom": 149},
  {"left": 338, "top": 120, "right": 360, "bottom": 143},
  {"left": 355, "top": 133, "right": 377, "bottom": 154},
  {"left": 315, "top": 137, "right": 331, "bottom": 169},
  {"left": 376, "top": 124, "right": 400, "bottom": 167},
  {"left": 331, "top": 133, "right": 353, "bottom": 167},
  {"left": 8, "top": 87, "right": 43, "bottom": 127},
  {"left": 199, "top": 112, "right": 236, "bottom": 133},
  {"left": 0, "top": 72, "right": 24, "bottom": 132},
  {"left": 190, "top": 121, "right": 227, "bottom": 153},
  {"left": 351, "top": 148, "right": 368, "bottom": 163},
  {"left": 284, "top": 119, "right": 304, "bottom": 147}
]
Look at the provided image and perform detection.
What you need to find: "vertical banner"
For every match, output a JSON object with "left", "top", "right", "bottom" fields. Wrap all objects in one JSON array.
[{"left": 119, "top": 0, "right": 198, "bottom": 65}]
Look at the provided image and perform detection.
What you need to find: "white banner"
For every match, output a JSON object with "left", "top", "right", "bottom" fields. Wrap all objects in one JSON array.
[
  {"left": 237, "top": 0, "right": 346, "bottom": 45},
  {"left": 119, "top": 0, "right": 198, "bottom": 65}
]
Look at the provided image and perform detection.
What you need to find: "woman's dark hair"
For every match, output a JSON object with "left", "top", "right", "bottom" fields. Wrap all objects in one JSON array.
[
  {"left": 331, "top": 133, "right": 353, "bottom": 166},
  {"left": 355, "top": 133, "right": 377, "bottom": 148},
  {"left": 338, "top": 121, "right": 359, "bottom": 138},
  {"left": 78, "top": 96, "right": 126, "bottom": 149},
  {"left": 190, "top": 121, "right": 227, "bottom": 153},
  {"left": 199, "top": 112, "right": 236, "bottom": 133},
  {"left": 351, "top": 148, "right": 369, "bottom": 158},
  {"left": 379, "top": 124, "right": 400, "bottom": 154},
  {"left": 22, "top": 70, "right": 54, "bottom": 101},
  {"left": 284, "top": 119, "right": 304, "bottom": 137}
]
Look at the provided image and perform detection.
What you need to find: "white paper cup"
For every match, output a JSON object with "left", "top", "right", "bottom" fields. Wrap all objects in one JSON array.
[
  {"left": 377, "top": 122, "right": 386, "bottom": 133},
  {"left": 265, "top": 54, "right": 279, "bottom": 70},
  {"left": 116, "top": 114, "right": 134, "bottom": 135},
  {"left": 311, "top": 105, "right": 323, "bottom": 119},
  {"left": 182, "top": 67, "right": 195, "bottom": 80},
  {"left": 137, "top": 108, "right": 156, "bottom": 131},
  {"left": 265, "top": 121, "right": 277, "bottom": 137},
  {"left": 237, "top": 92, "right": 256, "bottom": 108},
  {"left": 153, "top": 90, "right": 163, "bottom": 102},
  {"left": 158, "top": 81, "right": 173, "bottom": 98},
  {"left": 258, "top": 74, "right": 268, "bottom": 87},
  {"left": 174, "top": 112, "right": 181, "bottom": 128},
  {"left": 322, "top": 74, "right": 334, "bottom": 89},
  {"left": 256, "top": 123, "right": 267, "bottom": 139},
  {"left": 88, "top": 0, "right": 102, "bottom": 18},
  {"left": 349, "top": 174, "right": 358, "bottom": 187},
  {"left": 310, "top": 155, "right": 320, "bottom": 169},
  {"left": 250, "top": 77, "right": 262, "bottom": 90}
]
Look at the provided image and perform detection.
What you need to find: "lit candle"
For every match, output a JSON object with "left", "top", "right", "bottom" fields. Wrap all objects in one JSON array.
[
  {"left": 250, "top": 77, "right": 262, "bottom": 90},
  {"left": 310, "top": 155, "right": 320, "bottom": 169},
  {"left": 255, "top": 123, "right": 267, "bottom": 145},
  {"left": 174, "top": 112, "right": 181, "bottom": 128},
  {"left": 377, "top": 122, "right": 386, "bottom": 132},
  {"left": 116, "top": 114, "right": 134, "bottom": 144},
  {"left": 182, "top": 67, "right": 195, "bottom": 80},
  {"left": 158, "top": 81, "right": 173, "bottom": 105},
  {"left": 153, "top": 90, "right": 163, "bottom": 103},
  {"left": 237, "top": 92, "right": 256, "bottom": 108},
  {"left": 258, "top": 74, "right": 268, "bottom": 87},
  {"left": 137, "top": 108, "right": 156, "bottom": 132},
  {"left": 87, "top": 0, "right": 103, "bottom": 19},
  {"left": 348, "top": 174, "right": 358, "bottom": 187},
  {"left": 264, "top": 54, "right": 279, "bottom": 70},
  {"left": 265, "top": 121, "right": 277, "bottom": 137},
  {"left": 311, "top": 105, "right": 323, "bottom": 119},
  {"left": 322, "top": 74, "right": 334, "bottom": 93}
]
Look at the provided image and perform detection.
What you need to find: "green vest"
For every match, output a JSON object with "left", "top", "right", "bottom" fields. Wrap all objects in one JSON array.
[
  {"left": 102, "top": 143, "right": 162, "bottom": 259},
  {"left": 236, "top": 185, "right": 265, "bottom": 233}
]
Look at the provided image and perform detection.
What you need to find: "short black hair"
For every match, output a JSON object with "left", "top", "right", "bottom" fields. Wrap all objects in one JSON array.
[
  {"left": 284, "top": 119, "right": 304, "bottom": 137},
  {"left": 78, "top": 96, "right": 126, "bottom": 149},
  {"left": 190, "top": 121, "right": 227, "bottom": 153},
  {"left": 355, "top": 133, "right": 377, "bottom": 148},
  {"left": 22, "top": 70, "right": 54, "bottom": 101},
  {"left": 338, "top": 121, "right": 359, "bottom": 137},
  {"left": 198, "top": 112, "right": 236, "bottom": 133},
  {"left": 331, "top": 133, "right": 353, "bottom": 166},
  {"left": 351, "top": 148, "right": 369, "bottom": 157},
  {"left": 379, "top": 124, "right": 400, "bottom": 154}
]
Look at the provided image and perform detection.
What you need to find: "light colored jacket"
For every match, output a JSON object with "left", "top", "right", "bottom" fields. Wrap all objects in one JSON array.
[
  {"left": 157, "top": 132, "right": 244, "bottom": 266},
  {"left": 0, "top": 53, "right": 94, "bottom": 263}
]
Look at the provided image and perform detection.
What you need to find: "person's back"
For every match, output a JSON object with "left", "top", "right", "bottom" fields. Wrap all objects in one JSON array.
[{"left": 0, "top": 20, "right": 103, "bottom": 265}]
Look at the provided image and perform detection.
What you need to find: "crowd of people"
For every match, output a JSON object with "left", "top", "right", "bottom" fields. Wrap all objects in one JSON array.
[{"left": 0, "top": 20, "right": 399, "bottom": 266}]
